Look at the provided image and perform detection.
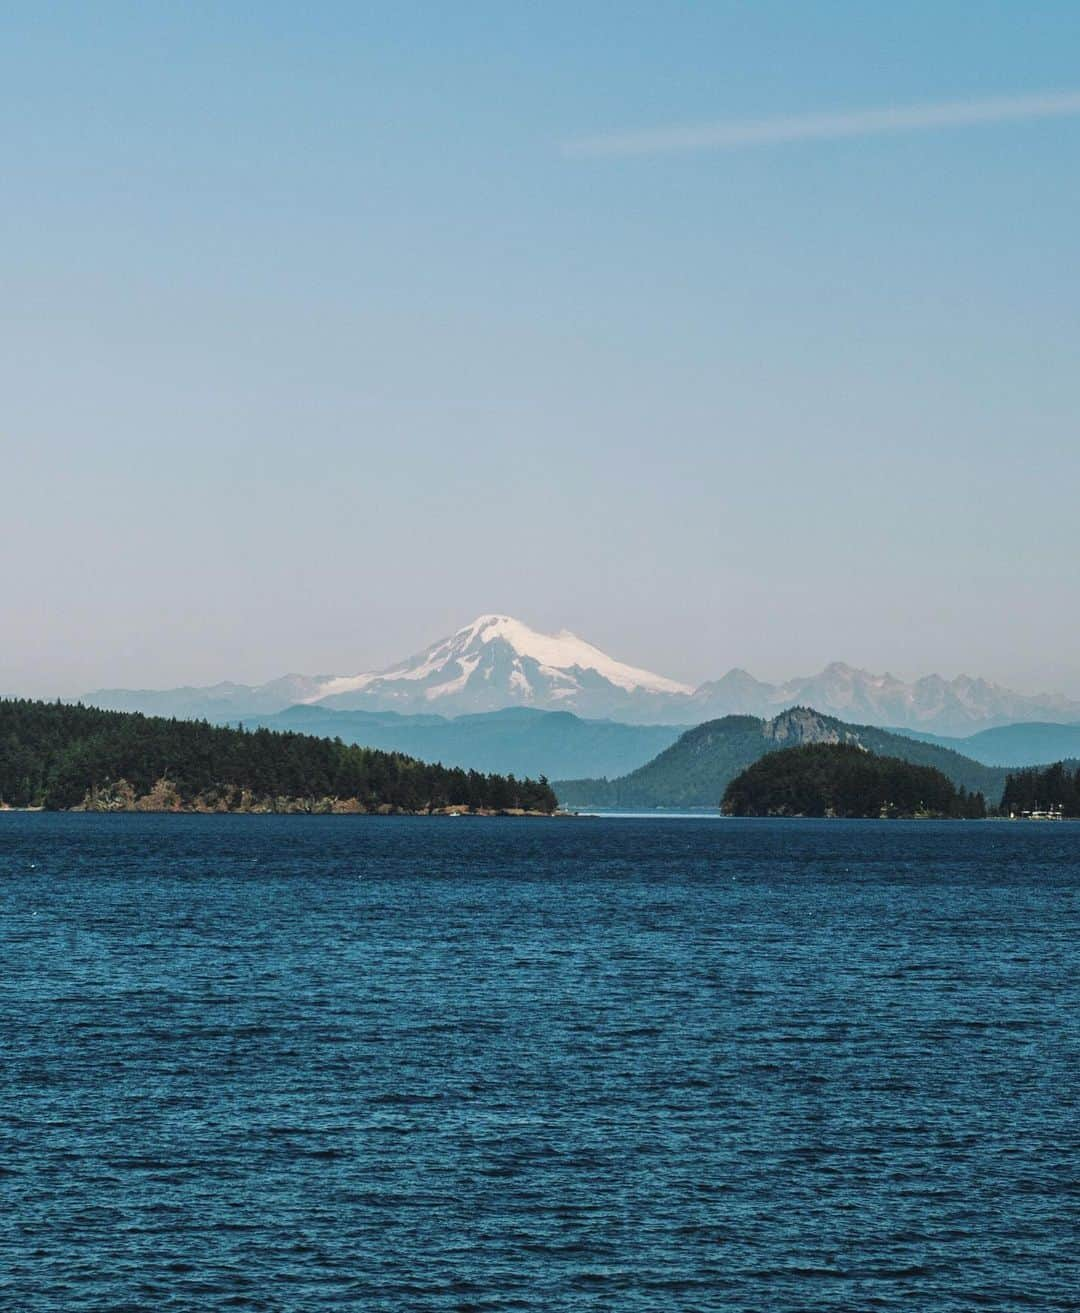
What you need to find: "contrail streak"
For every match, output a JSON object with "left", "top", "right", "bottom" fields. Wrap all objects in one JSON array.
[{"left": 564, "top": 90, "right": 1080, "bottom": 158}]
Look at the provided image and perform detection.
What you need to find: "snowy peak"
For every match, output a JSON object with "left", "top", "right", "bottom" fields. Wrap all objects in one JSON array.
[
  {"left": 450, "top": 615, "right": 692, "bottom": 695},
  {"left": 80, "top": 615, "right": 1080, "bottom": 734},
  {"left": 310, "top": 614, "right": 692, "bottom": 716}
]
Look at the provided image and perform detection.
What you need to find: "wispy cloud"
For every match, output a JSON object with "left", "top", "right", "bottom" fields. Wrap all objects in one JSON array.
[{"left": 564, "top": 90, "right": 1080, "bottom": 159}]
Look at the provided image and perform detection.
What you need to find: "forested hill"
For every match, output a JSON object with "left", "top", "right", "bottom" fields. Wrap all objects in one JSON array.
[
  {"left": 722, "top": 744, "right": 986, "bottom": 819},
  {"left": 554, "top": 707, "right": 1010, "bottom": 809},
  {"left": 0, "top": 699, "right": 557, "bottom": 814},
  {"left": 1000, "top": 761, "right": 1080, "bottom": 816}
]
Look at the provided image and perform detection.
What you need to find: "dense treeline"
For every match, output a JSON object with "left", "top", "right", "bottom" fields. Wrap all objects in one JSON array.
[
  {"left": 721, "top": 744, "right": 987, "bottom": 819},
  {"left": 0, "top": 699, "right": 557, "bottom": 813},
  {"left": 1000, "top": 762, "right": 1080, "bottom": 816}
]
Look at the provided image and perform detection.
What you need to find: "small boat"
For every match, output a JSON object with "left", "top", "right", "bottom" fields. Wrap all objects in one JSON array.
[{"left": 1013, "top": 803, "right": 1065, "bottom": 820}]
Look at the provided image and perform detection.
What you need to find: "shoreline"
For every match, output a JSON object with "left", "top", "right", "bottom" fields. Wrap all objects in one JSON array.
[{"left": 0, "top": 805, "right": 567, "bottom": 818}]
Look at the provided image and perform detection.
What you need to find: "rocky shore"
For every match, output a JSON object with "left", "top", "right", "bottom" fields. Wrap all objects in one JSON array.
[{"left": 62, "top": 778, "right": 554, "bottom": 816}]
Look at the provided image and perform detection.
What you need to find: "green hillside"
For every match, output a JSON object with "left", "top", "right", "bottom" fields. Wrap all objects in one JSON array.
[
  {"left": 0, "top": 699, "right": 556, "bottom": 814},
  {"left": 555, "top": 708, "right": 1010, "bottom": 808}
]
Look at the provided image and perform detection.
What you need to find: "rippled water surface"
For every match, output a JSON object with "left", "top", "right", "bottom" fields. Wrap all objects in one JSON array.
[{"left": 1, "top": 814, "right": 1077, "bottom": 1311}]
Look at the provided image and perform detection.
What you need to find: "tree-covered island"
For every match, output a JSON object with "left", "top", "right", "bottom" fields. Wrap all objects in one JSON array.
[
  {"left": 0, "top": 699, "right": 557, "bottom": 814},
  {"left": 721, "top": 743, "right": 987, "bottom": 818}
]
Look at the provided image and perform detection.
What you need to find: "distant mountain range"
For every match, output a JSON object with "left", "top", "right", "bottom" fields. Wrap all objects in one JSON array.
[
  {"left": 695, "top": 665, "right": 1080, "bottom": 736},
  {"left": 554, "top": 707, "right": 1020, "bottom": 810},
  {"left": 240, "top": 706, "right": 683, "bottom": 782},
  {"left": 889, "top": 721, "right": 1080, "bottom": 768},
  {"left": 83, "top": 613, "right": 1080, "bottom": 736}
]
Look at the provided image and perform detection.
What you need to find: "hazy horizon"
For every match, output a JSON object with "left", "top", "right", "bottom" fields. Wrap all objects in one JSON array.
[
  {"left": 4, "top": 5, "right": 1079, "bottom": 699},
  {"left": 7, "top": 608, "right": 1080, "bottom": 705}
]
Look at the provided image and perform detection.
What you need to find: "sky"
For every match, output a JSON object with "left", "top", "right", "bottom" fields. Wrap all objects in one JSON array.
[{"left": 3, "top": 1, "right": 1079, "bottom": 698}]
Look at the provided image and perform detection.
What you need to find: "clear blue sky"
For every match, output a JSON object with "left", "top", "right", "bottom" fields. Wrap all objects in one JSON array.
[{"left": 4, "top": 2, "right": 1079, "bottom": 697}]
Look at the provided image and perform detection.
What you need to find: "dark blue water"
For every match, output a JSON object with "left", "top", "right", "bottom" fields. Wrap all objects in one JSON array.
[{"left": 1, "top": 815, "right": 1077, "bottom": 1312}]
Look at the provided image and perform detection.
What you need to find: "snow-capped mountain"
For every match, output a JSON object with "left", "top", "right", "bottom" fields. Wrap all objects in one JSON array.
[
  {"left": 310, "top": 615, "right": 692, "bottom": 718},
  {"left": 81, "top": 615, "right": 692, "bottom": 722},
  {"left": 687, "top": 662, "right": 1080, "bottom": 734},
  {"left": 81, "top": 615, "right": 1080, "bottom": 733}
]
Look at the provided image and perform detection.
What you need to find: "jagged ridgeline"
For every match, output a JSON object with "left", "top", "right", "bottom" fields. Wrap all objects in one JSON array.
[
  {"left": 722, "top": 744, "right": 987, "bottom": 819},
  {"left": 0, "top": 700, "right": 557, "bottom": 814}
]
